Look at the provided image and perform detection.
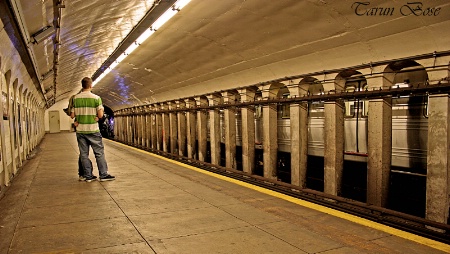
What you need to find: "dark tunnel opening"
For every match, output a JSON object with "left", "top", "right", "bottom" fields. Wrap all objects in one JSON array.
[{"left": 100, "top": 105, "right": 115, "bottom": 139}]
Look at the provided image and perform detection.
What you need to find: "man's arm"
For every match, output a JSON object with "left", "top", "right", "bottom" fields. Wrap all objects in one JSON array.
[
  {"left": 97, "top": 109, "right": 104, "bottom": 119},
  {"left": 70, "top": 111, "right": 75, "bottom": 119}
]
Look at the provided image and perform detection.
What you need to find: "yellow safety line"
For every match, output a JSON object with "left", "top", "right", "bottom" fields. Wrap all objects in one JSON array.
[{"left": 107, "top": 139, "right": 450, "bottom": 252}]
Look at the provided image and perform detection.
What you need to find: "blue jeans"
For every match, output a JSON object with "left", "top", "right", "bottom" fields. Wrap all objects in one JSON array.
[
  {"left": 76, "top": 132, "right": 109, "bottom": 178},
  {"left": 78, "top": 156, "right": 92, "bottom": 176}
]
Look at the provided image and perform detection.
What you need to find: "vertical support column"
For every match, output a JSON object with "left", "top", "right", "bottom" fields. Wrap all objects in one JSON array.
[
  {"left": 145, "top": 106, "right": 151, "bottom": 148},
  {"left": 238, "top": 87, "right": 256, "bottom": 174},
  {"left": 141, "top": 108, "right": 146, "bottom": 147},
  {"left": 263, "top": 103, "right": 277, "bottom": 180},
  {"left": 222, "top": 91, "right": 237, "bottom": 169},
  {"left": 367, "top": 98, "right": 392, "bottom": 206},
  {"left": 168, "top": 102, "right": 178, "bottom": 154},
  {"left": 426, "top": 94, "right": 450, "bottom": 224},
  {"left": 207, "top": 94, "right": 222, "bottom": 165},
  {"left": 156, "top": 107, "right": 163, "bottom": 150},
  {"left": 120, "top": 112, "right": 124, "bottom": 142},
  {"left": 123, "top": 111, "right": 128, "bottom": 143},
  {"left": 118, "top": 113, "right": 122, "bottom": 142},
  {"left": 114, "top": 113, "right": 119, "bottom": 141},
  {"left": 127, "top": 110, "right": 132, "bottom": 144},
  {"left": 363, "top": 71, "right": 392, "bottom": 206},
  {"left": 261, "top": 84, "right": 281, "bottom": 180},
  {"left": 290, "top": 102, "right": 308, "bottom": 187},
  {"left": 135, "top": 108, "right": 140, "bottom": 146},
  {"left": 196, "top": 97, "right": 208, "bottom": 161},
  {"left": 289, "top": 83, "right": 308, "bottom": 187},
  {"left": 323, "top": 101, "right": 344, "bottom": 196},
  {"left": 138, "top": 108, "right": 143, "bottom": 147},
  {"left": 185, "top": 99, "right": 197, "bottom": 159},
  {"left": 161, "top": 103, "right": 170, "bottom": 153},
  {"left": 132, "top": 108, "right": 137, "bottom": 145},
  {"left": 118, "top": 111, "right": 123, "bottom": 142},
  {"left": 177, "top": 100, "right": 187, "bottom": 156},
  {"left": 151, "top": 106, "right": 157, "bottom": 150}
]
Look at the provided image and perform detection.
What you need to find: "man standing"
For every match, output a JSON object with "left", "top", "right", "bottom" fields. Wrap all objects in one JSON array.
[
  {"left": 65, "top": 90, "right": 92, "bottom": 181},
  {"left": 71, "top": 77, "right": 115, "bottom": 182}
]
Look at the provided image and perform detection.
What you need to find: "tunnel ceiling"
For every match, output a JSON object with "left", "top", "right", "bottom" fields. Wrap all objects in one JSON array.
[{"left": 11, "top": 0, "right": 450, "bottom": 111}]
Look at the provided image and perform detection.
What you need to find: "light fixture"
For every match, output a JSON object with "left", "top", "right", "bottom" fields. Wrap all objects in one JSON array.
[
  {"left": 92, "top": 0, "right": 192, "bottom": 86},
  {"left": 41, "top": 69, "right": 54, "bottom": 81},
  {"left": 31, "top": 26, "right": 55, "bottom": 44},
  {"left": 152, "top": 7, "right": 177, "bottom": 30}
]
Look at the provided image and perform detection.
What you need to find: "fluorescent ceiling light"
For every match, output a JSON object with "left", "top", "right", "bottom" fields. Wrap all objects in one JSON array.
[
  {"left": 92, "top": 0, "right": 192, "bottom": 85},
  {"left": 109, "top": 61, "right": 119, "bottom": 70},
  {"left": 32, "top": 25, "right": 55, "bottom": 44},
  {"left": 136, "top": 28, "right": 155, "bottom": 44},
  {"left": 116, "top": 53, "right": 127, "bottom": 63},
  {"left": 152, "top": 8, "right": 177, "bottom": 30},
  {"left": 175, "top": 0, "right": 191, "bottom": 10},
  {"left": 125, "top": 42, "right": 139, "bottom": 55}
]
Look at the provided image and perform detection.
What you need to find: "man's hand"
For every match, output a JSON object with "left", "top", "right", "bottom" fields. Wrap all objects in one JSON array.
[
  {"left": 74, "top": 121, "right": 79, "bottom": 127},
  {"left": 95, "top": 117, "right": 99, "bottom": 122}
]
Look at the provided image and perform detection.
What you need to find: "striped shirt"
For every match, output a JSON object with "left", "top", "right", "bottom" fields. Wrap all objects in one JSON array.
[{"left": 72, "top": 91, "right": 104, "bottom": 134}]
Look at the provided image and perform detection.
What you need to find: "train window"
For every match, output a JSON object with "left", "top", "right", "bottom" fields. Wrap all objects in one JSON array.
[
  {"left": 344, "top": 83, "right": 369, "bottom": 117},
  {"left": 254, "top": 105, "right": 262, "bottom": 118},
  {"left": 278, "top": 93, "right": 290, "bottom": 119},
  {"left": 362, "top": 85, "right": 369, "bottom": 116},
  {"left": 281, "top": 104, "right": 290, "bottom": 118},
  {"left": 347, "top": 101, "right": 364, "bottom": 117},
  {"left": 344, "top": 86, "right": 356, "bottom": 117}
]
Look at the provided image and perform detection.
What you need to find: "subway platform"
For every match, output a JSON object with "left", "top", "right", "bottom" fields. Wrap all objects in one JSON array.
[{"left": 0, "top": 133, "right": 448, "bottom": 253}]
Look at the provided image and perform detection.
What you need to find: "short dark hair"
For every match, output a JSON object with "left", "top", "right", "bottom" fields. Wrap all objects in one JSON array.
[{"left": 81, "top": 77, "right": 92, "bottom": 89}]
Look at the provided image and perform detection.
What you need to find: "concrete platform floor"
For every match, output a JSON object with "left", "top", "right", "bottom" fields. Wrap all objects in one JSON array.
[{"left": 0, "top": 133, "right": 448, "bottom": 253}]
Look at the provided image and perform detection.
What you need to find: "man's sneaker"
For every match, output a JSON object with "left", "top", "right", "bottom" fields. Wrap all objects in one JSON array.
[
  {"left": 99, "top": 175, "right": 116, "bottom": 182},
  {"left": 85, "top": 176, "right": 98, "bottom": 182},
  {"left": 78, "top": 176, "right": 86, "bottom": 181}
]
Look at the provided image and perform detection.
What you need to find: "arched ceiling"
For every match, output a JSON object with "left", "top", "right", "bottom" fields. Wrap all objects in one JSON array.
[{"left": 9, "top": 0, "right": 450, "bottom": 111}]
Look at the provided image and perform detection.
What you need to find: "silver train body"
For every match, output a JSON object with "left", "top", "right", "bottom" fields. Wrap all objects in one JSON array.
[{"left": 214, "top": 95, "right": 428, "bottom": 171}]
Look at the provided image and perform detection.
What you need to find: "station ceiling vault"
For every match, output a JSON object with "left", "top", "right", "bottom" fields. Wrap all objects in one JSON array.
[{"left": 6, "top": 0, "right": 450, "bottom": 111}]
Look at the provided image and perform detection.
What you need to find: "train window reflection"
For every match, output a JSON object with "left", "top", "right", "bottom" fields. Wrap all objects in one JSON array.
[
  {"left": 344, "top": 83, "right": 368, "bottom": 117},
  {"left": 255, "top": 105, "right": 262, "bottom": 119},
  {"left": 277, "top": 92, "right": 290, "bottom": 119}
]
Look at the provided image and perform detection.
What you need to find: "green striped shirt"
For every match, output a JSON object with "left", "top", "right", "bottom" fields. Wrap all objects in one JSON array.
[{"left": 72, "top": 91, "right": 104, "bottom": 134}]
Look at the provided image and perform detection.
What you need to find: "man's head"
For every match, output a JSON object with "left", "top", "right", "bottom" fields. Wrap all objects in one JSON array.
[{"left": 81, "top": 77, "right": 93, "bottom": 89}]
